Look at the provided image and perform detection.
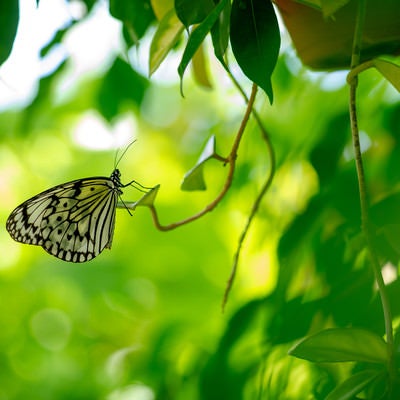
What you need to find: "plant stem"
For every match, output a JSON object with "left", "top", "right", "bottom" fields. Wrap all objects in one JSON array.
[
  {"left": 222, "top": 85, "right": 276, "bottom": 310},
  {"left": 348, "top": 0, "right": 395, "bottom": 380},
  {"left": 146, "top": 84, "right": 258, "bottom": 231},
  {"left": 349, "top": 80, "right": 394, "bottom": 360}
]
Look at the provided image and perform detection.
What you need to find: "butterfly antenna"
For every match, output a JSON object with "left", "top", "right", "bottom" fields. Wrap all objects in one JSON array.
[{"left": 114, "top": 140, "right": 137, "bottom": 169}]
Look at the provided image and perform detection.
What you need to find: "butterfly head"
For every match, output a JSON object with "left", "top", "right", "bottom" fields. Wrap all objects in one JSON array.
[{"left": 110, "top": 168, "right": 122, "bottom": 187}]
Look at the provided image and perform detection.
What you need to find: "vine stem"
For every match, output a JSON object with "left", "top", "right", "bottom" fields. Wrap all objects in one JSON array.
[
  {"left": 348, "top": 0, "right": 395, "bottom": 379},
  {"left": 222, "top": 83, "right": 276, "bottom": 310},
  {"left": 147, "top": 83, "right": 258, "bottom": 230}
]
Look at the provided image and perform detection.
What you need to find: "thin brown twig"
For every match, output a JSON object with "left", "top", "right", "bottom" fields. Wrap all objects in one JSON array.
[
  {"left": 148, "top": 83, "right": 259, "bottom": 231},
  {"left": 222, "top": 90, "right": 276, "bottom": 309}
]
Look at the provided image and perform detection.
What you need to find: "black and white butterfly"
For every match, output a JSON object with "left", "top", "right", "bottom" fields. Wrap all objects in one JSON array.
[{"left": 6, "top": 167, "right": 148, "bottom": 263}]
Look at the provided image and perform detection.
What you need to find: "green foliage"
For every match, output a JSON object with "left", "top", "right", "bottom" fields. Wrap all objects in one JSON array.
[
  {"left": 149, "top": 9, "right": 184, "bottom": 76},
  {"left": 0, "top": 0, "right": 18, "bottom": 66},
  {"left": 177, "top": 0, "right": 231, "bottom": 93},
  {"left": 1, "top": 1, "right": 400, "bottom": 400},
  {"left": 98, "top": 58, "right": 149, "bottom": 121},
  {"left": 289, "top": 328, "right": 388, "bottom": 363},
  {"left": 175, "top": 0, "right": 216, "bottom": 27},
  {"left": 230, "top": 0, "right": 280, "bottom": 103},
  {"left": 109, "top": 0, "right": 155, "bottom": 45}
]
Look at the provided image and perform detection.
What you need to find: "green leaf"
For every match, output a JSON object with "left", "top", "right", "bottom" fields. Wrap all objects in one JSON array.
[
  {"left": 149, "top": 8, "right": 184, "bottom": 76},
  {"left": 109, "top": 0, "right": 155, "bottom": 44},
  {"left": 230, "top": 0, "right": 280, "bottom": 103},
  {"left": 97, "top": 58, "right": 149, "bottom": 121},
  {"left": 325, "top": 370, "right": 382, "bottom": 400},
  {"left": 181, "top": 135, "right": 216, "bottom": 191},
  {"left": 121, "top": 185, "right": 160, "bottom": 209},
  {"left": 289, "top": 328, "right": 388, "bottom": 364},
  {"left": 0, "top": 0, "right": 19, "bottom": 66},
  {"left": 373, "top": 59, "right": 400, "bottom": 92},
  {"left": 151, "top": 0, "right": 174, "bottom": 20},
  {"left": 177, "top": 0, "right": 229, "bottom": 93},
  {"left": 136, "top": 185, "right": 160, "bottom": 207},
  {"left": 191, "top": 44, "right": 213, "bottom": 89},
  {"left": 175, "top": 0, "right": 215, "bottom": 27},
  {"left": 211, "top": 0, "right": 231, "bottom": 63}
]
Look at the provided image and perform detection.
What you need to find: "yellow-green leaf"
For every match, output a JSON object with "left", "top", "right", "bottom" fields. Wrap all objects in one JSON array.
[
  {"left": 373, "top": 59, "right": 400, "bottom": 92},
  {"left": 149, "top": 8, "right": 184, "bottom": 76}
]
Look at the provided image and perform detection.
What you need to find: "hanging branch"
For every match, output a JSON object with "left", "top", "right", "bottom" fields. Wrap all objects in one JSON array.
[
  {"left": 222, "top": 86, "right": 276, "bottom": 310},
  {"left": 347, "top": 0, "right": 396, "bottom": 382},
  {"left": 147, "top": 83, "right": 258, "bottom": 230},
  {"left": 122, "top": 69, "right": 276, "bottom": 310}
]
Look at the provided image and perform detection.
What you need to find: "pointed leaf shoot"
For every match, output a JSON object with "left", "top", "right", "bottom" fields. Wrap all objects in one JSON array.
[{"left": 181, "top": 135, "right": 217, "bottom": 191}]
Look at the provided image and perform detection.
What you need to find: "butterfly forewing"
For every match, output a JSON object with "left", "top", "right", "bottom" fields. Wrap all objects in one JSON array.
[{"left": 6, "top": 171, "right": 123, "bottom": 263}]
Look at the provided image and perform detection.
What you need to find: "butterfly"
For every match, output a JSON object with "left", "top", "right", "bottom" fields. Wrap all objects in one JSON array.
[{"left": 6, "top": 166, "right": 148, "bottom": 263}]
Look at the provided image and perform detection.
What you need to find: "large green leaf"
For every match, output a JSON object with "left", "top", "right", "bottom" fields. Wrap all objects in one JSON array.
[
  {"left": 230, "top": 0, "right": 280, "bottom": 103},
  {"left": 0, "top": 0, "right": 19, "bottom": 66},
  {"left": 289, "top": 328, "right": 388, "bottom": 364},
  {"left": 175, "top": 0, "right": 215, "bottom": 27}
]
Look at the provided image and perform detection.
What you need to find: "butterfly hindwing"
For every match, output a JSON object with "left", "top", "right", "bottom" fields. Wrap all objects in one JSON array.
[
  {"left": 6, "top": 171, "right": 123, "bottom": 263},
  {"left": 40, "top": 179, "right": 118, "bottom": 262}
]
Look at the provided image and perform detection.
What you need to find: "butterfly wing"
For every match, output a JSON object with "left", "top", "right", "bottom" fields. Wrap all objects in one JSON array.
[{"left": 6, "top": 177, "right": 119, "bottom": 263}]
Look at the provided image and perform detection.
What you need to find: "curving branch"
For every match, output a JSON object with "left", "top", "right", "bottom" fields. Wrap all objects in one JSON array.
[{"left": 147, "top": 84, "right": 258, "bottom": 231}]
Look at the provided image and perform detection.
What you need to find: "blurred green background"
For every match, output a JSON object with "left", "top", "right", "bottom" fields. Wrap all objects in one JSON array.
[{"left": 2, "top": 1, "right": 400, "bottom": 399}]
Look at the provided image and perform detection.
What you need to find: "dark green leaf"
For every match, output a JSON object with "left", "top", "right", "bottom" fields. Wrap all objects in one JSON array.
[
  {"left": 97, "top": 58, "right": 149, "bottom": 121},
  {"left": 178, "top": 0, "right": 229, "bottom": 92},
  {"left": 230, "top": 0, "right": 280, "bottom": 103},
  {"left": 0, "top": 0, "right": 19, "bottom": 66},
  {"left": 109, "top": 0, "right": 155, "bottom": 44},
  {"left": 268, "top": 297, "right": 322, "bottom": 344},
  {"left": 175, "top": 0, "right": 215, "bottom": 27},
  {"left": 289, "top": 328, "right": 388, "bottom": 364}
]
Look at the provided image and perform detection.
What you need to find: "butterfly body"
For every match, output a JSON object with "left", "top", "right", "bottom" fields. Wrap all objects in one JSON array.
[{"left": 6, "top": 169, "right": 124, "bottom": 263}]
